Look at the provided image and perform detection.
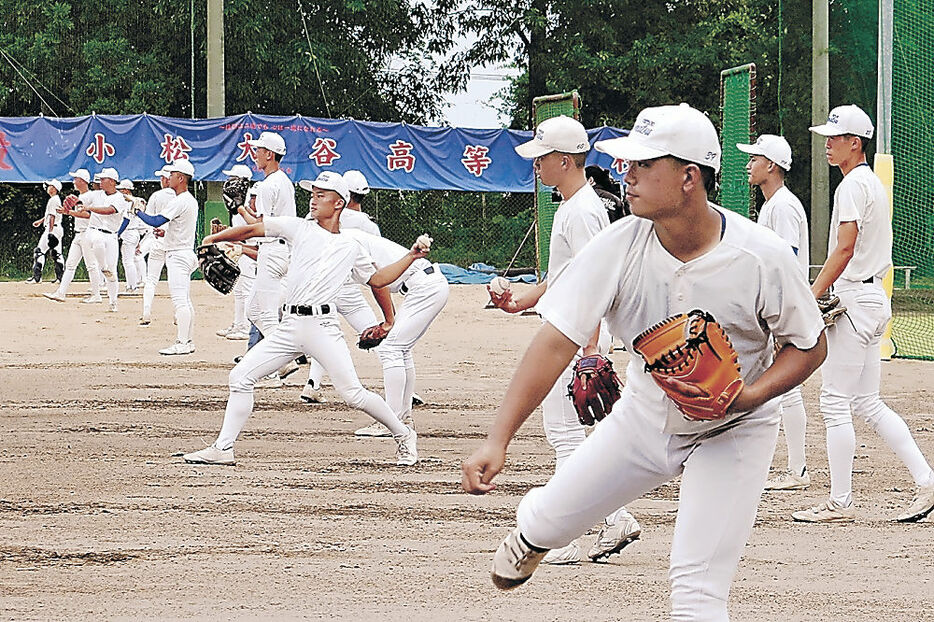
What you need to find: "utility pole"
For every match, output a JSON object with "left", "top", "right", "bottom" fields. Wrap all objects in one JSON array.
[
  {"left": 810, "top": 0, "right": 830, "bottom": 266},
  {"left": 206, "top": 0, "right": 225, "bottom": 203}
]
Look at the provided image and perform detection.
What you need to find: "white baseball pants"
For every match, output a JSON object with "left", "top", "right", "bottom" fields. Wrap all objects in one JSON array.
[
  {"left": 56, "top": 230, "right": 101, "bottom": 297},
  {"left": 248, "top": 241, "right": 290, "bottom": 336},
  {"left": 516, "top": 391, "right": 780, "bottom": 621},
  {"left": 215, "top": 312, "right": 409, "bottom": 449},
  {"left": 820, "top": 281, "right": 934, "bottom": 506},
  {"left": 166, "top": 249, "right": 196, "bottom": 344},
  {"left": 231, "top": 255, "right": 257, "bottom": 333},
  {"left": 120, "top": 229, "right": 142, "bottom": 290},
  {"left": 778, "top": 386, "right": 808, "bottom": 474},
  {"left": 143, "top": 245, "right": 166, "bottom": 319},
  {"left": 86, "top": 228, "right": 119, "bottom": 304}
]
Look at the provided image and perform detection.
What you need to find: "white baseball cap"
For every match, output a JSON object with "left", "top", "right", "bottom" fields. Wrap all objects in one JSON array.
[
  {"left": 68, "top": 168, "right": 91, "bottom": 183},
  {"left": 165, "top": 159, "right": 195, "bottom": 177},
  {"left": 594, "top": 103, "right": 721, "bottom": 173},
  {"left": 736, "top": 134, "right": 793, "bottom": 171},
  {"left": 222, "top": 164, "right": 254, "bottom": 180},
  {"left": 117, "top": 179, "right": 135, "bottom": 190},
  {"left": 515, "top": 115, "right": 590, "bottom": 159},
  {"left": 45, "top": 179, "right": 62, "bottom": 191},
  {"left": 343, "top": 170, "right": 370, "bottom": 195},
  {"left": 153, "top": 167, "right": 171, "bottom": 178},
  {"left": 92, "top": 173, "right": 102, "bottom": 184},
  {"left": 299, "top": 171, "right": 350, "bottom": 204},
  {"left": 809, "top": 104, "right": 874, "bottom": 139},
  {"left": 247, "top": 131, "right": 287, "bottom": 155},
  {"left": 99, "top": 167, "right": 120, "bottom": 181}
]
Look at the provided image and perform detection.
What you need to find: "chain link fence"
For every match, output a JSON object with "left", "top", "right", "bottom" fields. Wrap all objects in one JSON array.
[{"left": 0, "top": 182, "right": 537, "bottom": 280}]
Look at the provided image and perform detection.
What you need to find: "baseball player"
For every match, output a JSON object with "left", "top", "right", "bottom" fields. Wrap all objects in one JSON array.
[
  {"left": 464, "top": 104, "right": 828, "bottom": 619},
  {"left": 115, "top": 179, "right": 148, "bottom": 293},
  {"left": 82, "top": 167, "right": 128, "bottom": 312},
  {"left": 301, "top": 169, "right": 381, "bottom": 405},
  {"left": 182, "top": 172, "right": 421, "bottom": 466},
  {"left": 140, "top": 169, "right": 176, "bottom": 326},
  {"left": 487, "top": 115, "right": 640, "bottom": 565},
  {"left": 132, "top": 159, "right": 199, "bottom": 355},
  {"left": 737, "top": 134, "right": 812, "bottom": 492},
  {"left": 43, "top": 169, "right": 103, "bottom": 303},
  {"left": 216, "top": 165, "right": 257, "bottom": 341},
  {"left": 793, "top": 105, "right": 934, "bottom": 523},
  {"left": 27, "top": 180, "right": 65, "bottom": 284}
]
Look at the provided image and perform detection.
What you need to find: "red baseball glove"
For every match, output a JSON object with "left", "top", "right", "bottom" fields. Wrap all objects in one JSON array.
[{"left": 566, "top": 355, "right": 622, "bottom": 426}]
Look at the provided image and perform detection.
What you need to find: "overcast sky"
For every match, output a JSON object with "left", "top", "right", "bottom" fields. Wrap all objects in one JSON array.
[{"left": 440, "top": 68, "right": 517, "bottom": 128}]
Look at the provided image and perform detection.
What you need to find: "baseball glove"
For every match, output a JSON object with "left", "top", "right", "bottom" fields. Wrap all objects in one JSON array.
[
  {"left": 632, "top": 309, "right": 744, "bottom": 422},
  {"left": 62, "top": 194, "right": 79, "bottom": 212},
  {"left": 817, "top": 293, "right": 846, "bottom": 327},
  {"left": 566, "top": 355, "right": 622, "bottom": 426},
  {"left": 197, "top": 243, "right": 241, "bottom": 295},
  {"left": 210, "top": 218, "right": 228, "bottom": 235},
  {"left": 358, "top": 324, "right": 389, "bottom": 350},
  {"left": 223, "top": 177, "right": 251, "bottom": 217}
]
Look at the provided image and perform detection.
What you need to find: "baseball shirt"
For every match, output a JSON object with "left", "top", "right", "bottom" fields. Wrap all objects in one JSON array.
[
  {"left": 43, "top": 195, "right": 63, "bottom": 233},
  {"left": 88, "top": 191, "right": 128, "bottom": 233},
  {"left": 757, "top": 185, "right": 809, "bottom": 276},
  {"left": 829, "top": 164, "right": 893, "bottom": 282},
  {"left": 339, "top": 209, "right": 380, "bottom": 236},
  {"left": 342, "top": 229, "right": 430, "bottom": 293},
  {"left": 546, "top": 183, "right": 610, "bottom": 281},
  {"left": 159, "top": 191, "right": 198, "bottom": 251}
]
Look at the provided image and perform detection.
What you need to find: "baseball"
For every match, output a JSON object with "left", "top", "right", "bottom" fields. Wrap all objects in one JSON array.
[
  {"left": 415, "top": 234, "right": 433, "bottom": 252},
  {"left": 489, "top": 276, "right": 511, "bottom": 296}
]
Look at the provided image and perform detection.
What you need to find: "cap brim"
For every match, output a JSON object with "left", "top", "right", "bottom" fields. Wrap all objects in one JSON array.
[
  {"left": 514, "top": 140, "right": 553, "bottom": 159},
  {"left": 298, "top": 180, "right": 315, "bottom": 192},
  {"left": 221, "top": 169, "right": 235, "bottom": 176},
  {"left": 808, "top": 124, "right": 847, "bottom": 137},
  {"left": 594, "top": 137, "right": 669, "bottom": 162},
  {"left": 735, "top": 144, "right": 766, "bottom": 156}
]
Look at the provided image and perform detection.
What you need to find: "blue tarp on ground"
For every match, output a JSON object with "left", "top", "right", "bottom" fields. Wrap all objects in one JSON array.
[{"left": 439, "top": 263, "right": 538, "bottom": 284}]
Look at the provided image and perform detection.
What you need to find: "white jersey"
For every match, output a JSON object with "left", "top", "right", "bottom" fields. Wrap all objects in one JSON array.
[
  {"left": 829, "top": 164, "right": 893, "bottom": 283},
  {"left": 125, "top": 196, "right": 150, "bottom": 232},
  {"left": 343, "top": 229, "right": 429, "bottom": 293},
  {"left": 536, "top": 205, "right": 825, "bottom": 435},
  {"left": 74, "top": 190, "right": 99, "bottom": 232},
  {"left": 263, "top": 216, "right": 377, "bottom": 307},
  {"left": 146, "top": 187, "right": 176, "bottom": 250},
  {"left": 546, "top": 183, "right": 610, "bottom": 280},
  {"left": 254, "top": 169, "right": 296, "bottom": 218},
  {"left": 340, "top": 208, "right": 380, "bottom": 236},
  {"left": 88, "top": 191, "right": 128, "bottom": 233},
  {"left": 757, "top": 185, "right": 809, "bottom": 277},
  {"left": 159, "top": 190, "right": 199, "bottom": 252},
  {"left": 43, "top": 196, "right": 63, "bottom": 232}
]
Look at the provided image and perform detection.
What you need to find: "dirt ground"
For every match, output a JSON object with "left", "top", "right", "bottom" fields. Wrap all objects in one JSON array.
[{"left": 1, "top": 281, "right": 933, "bottom": 621}]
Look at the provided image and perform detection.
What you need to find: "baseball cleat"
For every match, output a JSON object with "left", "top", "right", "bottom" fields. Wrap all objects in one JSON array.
[
  {"left": 277, "top": 360, "right": 301, "bottom": 380},
  {"left": 300, "top": 383, "right": 328, "bottom": 404},
  {"left": 159, "top": 340, "right": 195, "bottom": 355},
  {"left": 542, "top": 540, "right": 581, "bottom": 565},
  {"left": 792, "top": 499, "right": 856, "bottom": 523},
  {"left": 895, "top": 483, "right": 934, "bottom": 522},
  {"left": 81, "top": 295, "right": 103, "bottom": 304},
  {"left": 411, "top": 392, "right": 425, "bottom": 406},
  {"left": 108, "top": 302, "right": 118, "bottom": 313},
  {"left": 588, "top": 515, "right": 641, "bottom": 562},
  {"left": 394, "top": 427, "right": 418, "bottom": 466},
  {"left": 355, "top": 421, "right": 391, "bottom": 437},
  {"left": 216, "top": 325, "right": 233, "bottom": 337},
  {"left": 183, "top": 444, "right": 235, "bottom": 466},
  {"left": 43, "top": 292, "right": 66, "bottom": 302},
  {"left": 256, "top": 373, "right": 283, "bottom": 389},
  {"left": 139, "top": 315, "right": 151, "bottom": 326},
  {"left": 491, "top": 528, "right": 548, "bottom": 591},
  {"left": 765, "top": 468, "right": 810, "bottom": 491},
  {"left": 226, "top": 329, "right": 250, "bottom": 340},
  {"left": 24, "top": 277, "right": 39, "bottom": 284}
]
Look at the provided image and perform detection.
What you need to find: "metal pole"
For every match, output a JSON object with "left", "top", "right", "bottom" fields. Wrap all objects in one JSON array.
[
  {"left": 810, "top": 0, "right": 830, "bottom": 266},
  {"left": 206, "top": 0, "right": 225, "bottom": 203},
  {"left": 190, "top": 0, "right": 196, "bottom": 119},
  {"left": 877, "top": 0, "right": 893, "bottom": 154}
]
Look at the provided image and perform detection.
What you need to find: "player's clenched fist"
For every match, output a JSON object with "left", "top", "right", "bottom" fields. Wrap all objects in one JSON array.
[{"left": 462, "top": 440, "right": 506, "bottom": 495}]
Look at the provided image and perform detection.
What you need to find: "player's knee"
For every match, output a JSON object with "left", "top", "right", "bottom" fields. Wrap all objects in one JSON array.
[
  {"left": 376, "top": 347, "right": 404, "bottom": 369},
  {"left": 820, "top": 390, "right": 852, "bottom": 428},
  {"left": 337, "top": 384, "right": 368, "bottom": 409},
  {"left": 228, "top": 365, "right": 255, "bottom": 393},
  {"left": 780, "top": 387, "right": 804, "bottom": 409},
  {"left": 403, "top": 350, "right": 415, "bottom": 370},
  {"left": 853, "top": 394, "right": 890, "bottom": 430}
]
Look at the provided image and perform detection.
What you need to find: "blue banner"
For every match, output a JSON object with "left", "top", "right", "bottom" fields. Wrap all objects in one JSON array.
[{"left": 0, "top": 113, "right": 628, "bottom": 192}]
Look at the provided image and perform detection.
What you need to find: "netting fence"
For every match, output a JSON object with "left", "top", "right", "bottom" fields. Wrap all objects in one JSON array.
[
  {"left": 0, "top": 182, "right": 537, "bottom": 281},
  {"left": 720, "top": 64, "right": 757, "bottom": 219}
]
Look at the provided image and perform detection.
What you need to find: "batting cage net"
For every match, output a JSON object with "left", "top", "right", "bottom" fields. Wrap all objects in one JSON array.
[
  {"left": 719, "top": 64, "right": 757, "bottom": 219},
  {"left": 886, "top": 1, "right": 934, "bottom": 360}
]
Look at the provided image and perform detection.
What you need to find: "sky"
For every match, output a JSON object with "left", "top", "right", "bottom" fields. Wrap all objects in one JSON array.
[{"left": 441, "top": 68, "right": 517, "bottom": 129}]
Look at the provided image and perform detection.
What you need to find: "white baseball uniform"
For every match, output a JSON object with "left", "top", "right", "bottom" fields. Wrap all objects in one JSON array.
[
  {"left": 519, "top": 206, "right": 824, "bottom": 619},
  {"left": 33, "top": 194, "right": 64, "bottom": 281},
  {"left": 757, "top": 184, "right": 810, "bottom": 477},
  {"left": 230, "top": 210, "right": 257, "bottom": 335},
  {"left": 343, "top": 229, "right": 449, "bottom": 423},
  {"left": 156, "top": 190, "right": 199, "bottom": 346},
  {"left": 55, "top": 189, "right": 102, "bottom": 298},
  {"left": 142, "top": 187, "right": 176, "bottom": 320},
  {"left": 85, "top": 190, "right": 128, "bottom": 306},
  {"left": 248, "top": 169, "right": 295, "bottom": 336},
  {"left": 820, "top": 164, "right": 934, "bottom": 507},
  {"left": 120, "top": 196, "right": 149, "bottom": 291},
  {"left": 213, "top": 216, "right": 410, "bottom": 452},
  {"left": 304, "top": 209, "right": 382, "bottom": 391}
]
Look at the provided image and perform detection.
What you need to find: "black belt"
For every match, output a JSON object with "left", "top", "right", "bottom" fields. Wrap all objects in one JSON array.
[
  {"left": 863, "top": 276, "right": 878, "bottom": 284},
  {"left": 283, "top": 303, "right": 331, "bottom": 316},
  {"left": 91, "top": 227, "right": 115, "bottom": 235},
  {"left": 399, "top": 265, "right": 435, "bottom": 295},
  {"left": 262, "top": 238, "right": 286, "bottom": 245}
]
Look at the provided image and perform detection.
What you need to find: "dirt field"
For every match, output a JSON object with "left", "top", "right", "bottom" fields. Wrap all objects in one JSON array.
[{"left": 1, "top": 281, "right": 933, "bottom": 621}]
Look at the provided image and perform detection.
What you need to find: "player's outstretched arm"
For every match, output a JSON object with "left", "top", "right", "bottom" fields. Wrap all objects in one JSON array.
[
  {"left": 368, "top": 243, "right": 429, "bottom": 288},
  {"left": 462, "top": 322, "right": 580, "bottom": 494},
  {"left": 489, "top": 280, "right": 547, "bottom": 314},
  {"left": 369, "top": 284, "right": 395, "bottom": 331},
  {"left": 203, "top": 222, "right": 266, "bottom": 245}
]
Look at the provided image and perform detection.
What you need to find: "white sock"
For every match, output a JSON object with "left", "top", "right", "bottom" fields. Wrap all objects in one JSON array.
[
  {"left": 216, "top": 391, "right": 254, "bottom": 449},
  {"left": 176, "top": 304, "right": 192, "bottom": 343},
  {"left": 360, "top": 390, "right": 409, "bottom": 437},
  {"left": 106, "top": 278, "right": 118, "bottom": 304},
  {"left": 781, "top": 401, "right": 808, "bottom": 475},
  {"left": 402, "top": 364, "right": 416, "bottom": 417},
  {"left": 143, "top": 280, "right": 155, "bottom": 316},
  {"left": 826, "top": 423, "right": 856, "bottom": 507},
  {"left": 307, "top": 358, "right": 326, "bottom": 390},
  {"left": 869, "top": 405, "right": 934, "bottom": 488}
]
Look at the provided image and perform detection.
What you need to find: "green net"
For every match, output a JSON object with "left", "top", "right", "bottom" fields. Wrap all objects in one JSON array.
[
  {"left": 532, "top": 92, "right": 580, "bottom": 277},
  {"left": 890, "top": 2, "right": 934, "bottom": 359},
  {"left": 719, "top": 64, "right": 757, "bottom": 218}
]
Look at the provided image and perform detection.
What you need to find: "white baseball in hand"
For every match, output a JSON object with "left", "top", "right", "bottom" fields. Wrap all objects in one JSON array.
[
  {"left": 489, "top": 276, "right": 511, "bottom": 296},
  {"left": 415, "top": 234, "right": 433, "bottom": 252}
]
